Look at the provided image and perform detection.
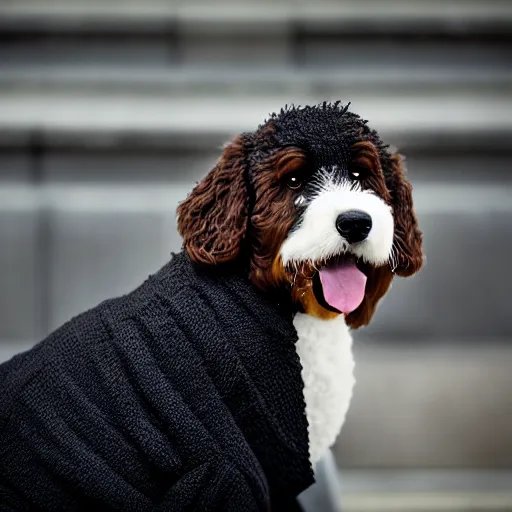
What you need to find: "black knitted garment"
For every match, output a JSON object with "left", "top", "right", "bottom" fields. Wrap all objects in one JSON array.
[{"left": 0, "top": 253, "right": 313, "bottom": 511}]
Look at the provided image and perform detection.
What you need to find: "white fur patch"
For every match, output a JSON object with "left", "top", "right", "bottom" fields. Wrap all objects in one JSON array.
[
  {"left": 281, "top": 181, "right": 394, "bottom": 267},
  {"left": 294, "top": 312, "right": 355, "bottom": 467}
]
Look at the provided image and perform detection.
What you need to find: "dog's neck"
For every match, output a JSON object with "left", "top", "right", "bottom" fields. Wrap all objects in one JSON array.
[{"left": 294, "top": 313, "right": 355, "bottom": 467}]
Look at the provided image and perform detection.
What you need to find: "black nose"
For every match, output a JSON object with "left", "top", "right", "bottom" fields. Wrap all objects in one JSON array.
[{"left": 336, "top": 210, "right": 372, "bottom": 244}]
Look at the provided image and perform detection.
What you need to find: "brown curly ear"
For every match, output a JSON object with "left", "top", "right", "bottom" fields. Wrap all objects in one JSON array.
[
  {"left": 389, "top": 153, "right": 423, "bottom": 277},
  {"left": 346, "top": 152, "right": 423, "bottom": 329},
  {"left": 177, "top": 135, "right": 248, "bottom": 265}
]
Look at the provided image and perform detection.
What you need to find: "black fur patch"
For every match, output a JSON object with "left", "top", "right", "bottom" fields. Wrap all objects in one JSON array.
[{"left": 268, "top": 102, "right": 367, "bottom": 170}]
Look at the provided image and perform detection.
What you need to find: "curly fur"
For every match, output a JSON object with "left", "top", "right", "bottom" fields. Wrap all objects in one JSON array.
[
  {"left": 294, "top": 312, "right": 355, "bottom": 467},
  {"left": 177, "top": 135, "right": 249, "bottom": 265}
]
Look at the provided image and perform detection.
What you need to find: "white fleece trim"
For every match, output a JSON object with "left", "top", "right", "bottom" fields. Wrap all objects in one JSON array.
[
  {"left": 281, "top": 181, "right": 394, "bottom": 267},
  {"left": 294, "top": 313, "right": 355, "bottom": 467}
]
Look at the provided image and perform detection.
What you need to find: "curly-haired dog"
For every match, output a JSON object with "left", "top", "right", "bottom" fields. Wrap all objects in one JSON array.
[
  {"left": 178, "top": 101, "right": 423, "bottom": 469},
  {"left": 0, "top": 103, "right": 422, "bottom": 511}
]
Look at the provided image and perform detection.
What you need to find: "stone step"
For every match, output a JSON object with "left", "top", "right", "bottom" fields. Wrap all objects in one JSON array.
[
  {"left": 339, "top": 469, "right": 512, "bottom": 511},
  {"left": 2, "top": 0, "right": 511, "bottom": 32},
  {"left": 1, "top": 24, "right": 509, "bottom": 69},
  {"left": 0, "top": 91, "right": 510, "bottom": 150},
  {"left": 336, "top": 341, "right": 512, "bottom": 468},
  {"left": 1, "top": 66, "right": 510, "bottom": 90},
  {"left": 2, "top": 1, "right": 510, "bottom": 70}
]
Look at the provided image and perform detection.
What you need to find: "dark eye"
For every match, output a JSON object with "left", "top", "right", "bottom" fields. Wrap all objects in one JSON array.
[
  {"left": 285, "top": 174, "right": 304, "bottom": 190},
  {"left": 349, "top": 165, "right": 368, "bottom": 181}
]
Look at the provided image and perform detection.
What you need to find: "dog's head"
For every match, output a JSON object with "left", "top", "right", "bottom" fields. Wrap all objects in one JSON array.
[{"left": 177, "top": 102, "right": 423, "bottom": 328}]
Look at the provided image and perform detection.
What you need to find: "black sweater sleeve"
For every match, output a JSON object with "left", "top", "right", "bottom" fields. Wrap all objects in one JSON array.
[{"left": 0, "top": 294, "right": 270, "bottom": 511}]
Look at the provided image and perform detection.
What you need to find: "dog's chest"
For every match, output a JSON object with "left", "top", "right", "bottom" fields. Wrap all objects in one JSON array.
[{"left": 294, "top": 313, "right": 355, "bottom": 467}]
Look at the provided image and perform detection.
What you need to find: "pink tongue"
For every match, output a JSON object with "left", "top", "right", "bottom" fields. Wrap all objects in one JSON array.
[{"left": 319, "top": 261, "right": 367, "bottom": 314}]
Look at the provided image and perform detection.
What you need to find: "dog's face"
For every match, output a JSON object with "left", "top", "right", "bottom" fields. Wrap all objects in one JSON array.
[{"left": 177, "top": 103, "right": 423, "bottom": 328}]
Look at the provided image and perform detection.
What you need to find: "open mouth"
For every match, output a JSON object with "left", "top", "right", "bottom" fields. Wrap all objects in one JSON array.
[{"left": 312, "top": 255, "right": 368, "bottom": 315}]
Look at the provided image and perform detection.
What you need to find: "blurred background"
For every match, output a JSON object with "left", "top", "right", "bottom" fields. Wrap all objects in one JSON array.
[{"left": 1, "top": 0, "right": 511, "bottom": 510}]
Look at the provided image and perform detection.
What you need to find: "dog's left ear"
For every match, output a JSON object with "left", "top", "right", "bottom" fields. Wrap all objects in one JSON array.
[
  {"left": 346, "top": 152, "right": 423, "bottom": 329},
  {"left": 177, "top": 135, "right": 248, "bottom": 265},
  {"left": 388, "top": 153, "right": 423, "bottom": 277}
]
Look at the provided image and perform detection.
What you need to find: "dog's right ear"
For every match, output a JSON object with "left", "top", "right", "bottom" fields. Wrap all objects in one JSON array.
[
  {"left": 388, "top": 153, "right": 423, "bottom": 277},
  {"left": 177, "top": 135, "right": 248, "bottom": 265}
]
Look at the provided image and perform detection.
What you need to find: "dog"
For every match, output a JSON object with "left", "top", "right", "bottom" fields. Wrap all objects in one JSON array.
[
  {"left": 177, "top": 101, "right": 423, "bottom": 466},
  {"left": 0, "top": 102, "right": 422, "bottom": 511}
]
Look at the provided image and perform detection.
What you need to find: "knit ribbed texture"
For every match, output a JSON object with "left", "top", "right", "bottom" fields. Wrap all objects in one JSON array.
[{"left": 0, "top": 253, "right": 313, "bottom": 511}]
